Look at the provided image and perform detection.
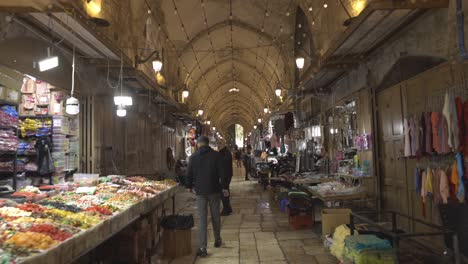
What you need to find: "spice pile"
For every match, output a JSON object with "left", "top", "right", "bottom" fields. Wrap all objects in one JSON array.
[{"left": 0, "top": 176, "right": 177, "bottom": 262}]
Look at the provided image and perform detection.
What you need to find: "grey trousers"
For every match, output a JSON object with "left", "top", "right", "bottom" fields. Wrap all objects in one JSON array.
[{"left": 197, "top": 193, "right": 221, "bottom": 248}]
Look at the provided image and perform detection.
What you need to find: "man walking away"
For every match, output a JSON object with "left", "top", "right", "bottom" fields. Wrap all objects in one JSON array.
[
  {"left": 243, "top": 146, "right": 252, "bottom": 181},
  {"left": 218, "top": 139, "right": 233, "bottom": 216},
  {"left": 234, "top": 145, "right": 242, "bottom": 168},
  {"left": 186, "top": 136, "right": 228, "bottom": 257}
]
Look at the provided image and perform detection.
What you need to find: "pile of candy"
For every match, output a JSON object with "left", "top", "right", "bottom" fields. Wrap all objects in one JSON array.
[
  {"left": 0, "top": 176, "right": 177, "bottom": 261},
  {"left": 5, "top": 232, "right": 57, "bottom": 250}
]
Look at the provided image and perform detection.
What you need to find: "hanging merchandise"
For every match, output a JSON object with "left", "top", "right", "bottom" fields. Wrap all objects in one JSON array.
[
  {"left": 431, "top": 112, "right": 440, "bottom": 154},
  {"left": 442, "top": 91, "right": 459, "bottom": 150},
  {"left": 35, "top": 136, "right": 54, "bottom": 176}
]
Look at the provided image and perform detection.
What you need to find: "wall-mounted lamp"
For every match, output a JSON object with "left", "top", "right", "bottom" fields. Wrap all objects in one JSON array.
[{"left": 135, "top": 51, "right": 163, "bottom": 72}]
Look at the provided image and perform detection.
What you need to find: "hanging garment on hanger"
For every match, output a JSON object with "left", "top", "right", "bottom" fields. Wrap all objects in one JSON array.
[
  {"left": 456, "top": 153, "right": 465, "bottom": 202},
  {"left": 426, "top": 167, "right": 433, "bottom": 196},
  {"left": 425, "top": 112, "right": 433, "bottom": 154},
  {"left": 410, "top": 117, "right": 417, "bottom": 157},
  {"left": 431, "top": 112, "right": 440, "bottom": 153},
  {"left": 450, "top": 161, "right": 463, "bottom": 202},
  {"left": 464, "top": 100, "right": 468, "bottom": 157},
  {"left": 404, "top": 118, "right": 411, "bottom": 157},
  {"left": 415, "top": 167, "right": 422, "bottom": 195},
  {"left": 433, "top": 168, "right": 442, "bottom": 204},
  {"left": 456, "top": 97, "right": 464, "bottom": 152},
  {"left": 439, "top": 168, "right": 450, "bottom": 204},
  {"left": 421, "top": 170, "right": 427, "bottom": 217},
  {"left": 442, "top": 91, "right": 459, "bottom": 150},
  {"left": 421, "top": 113, "right": 426, "bottom": 155},
  {"left": 439, "top": 116, "right": 450, "bottom": 154}
]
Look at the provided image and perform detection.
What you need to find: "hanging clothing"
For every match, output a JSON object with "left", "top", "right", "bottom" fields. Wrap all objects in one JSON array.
[
  {"left": 433, "top": 168, "right": 442, "bottom": 204},
  {"left": 439, "top": 168, "right": 449, "bottom": 204},
  {"left": 409, "top": 117, "right": 417, "bottom": 157},
  {"left": 464, "top": 100, "right": 468, "bottom": 157},
  {"left": 421, "top": 170, "right": 427, "bottom": 217},
  {"left": 450, "top": 161, "right": 463, "bottom": 202},
  {"left": 425, "top": 168, "right": 433, "bottom": 196},
  {"left": 431, "top": 112, "right": 440, "bottom": 153},
  {"left": 456, "top": 153, "right": 465, "bottom": 202},
  {"left": 404, "top": 118, "right": 411, "bottom": 157},
  {"left": 415, "top": 168, "right": 422, "bottom": 195},
  {"left": 420, "top": 113, "right": 426, "bottom": 155},
  {"left": 456, "top": 97, "right": 464, "bottom": 152},
  {"left": 425, "top": 112, "right": 432, "bottom": 154},
  {"left": 442, "top": 91, "right": 459, "bottom": 150},
  {"left": 439, "top": 116, "right": 450, "bottom": 154}
]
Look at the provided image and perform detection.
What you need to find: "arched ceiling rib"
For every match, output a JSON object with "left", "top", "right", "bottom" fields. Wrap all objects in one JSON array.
[{"left": 161, "top": 0, "right": 295, "bottom": 127}]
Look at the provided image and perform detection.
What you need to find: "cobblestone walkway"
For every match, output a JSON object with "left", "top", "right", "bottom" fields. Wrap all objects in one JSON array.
[{"left": 166, "top": 166, "right": 338, "bottom": 264}]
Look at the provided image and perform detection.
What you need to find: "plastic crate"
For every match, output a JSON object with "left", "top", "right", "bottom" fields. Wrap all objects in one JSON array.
[{"left": 289, "top": 213, "right": 314, "bottom": 230}]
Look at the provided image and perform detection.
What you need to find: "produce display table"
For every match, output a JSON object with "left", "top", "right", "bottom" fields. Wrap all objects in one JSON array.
[{"left": 17, "top": 186, "right": 180, "bottom": 264}]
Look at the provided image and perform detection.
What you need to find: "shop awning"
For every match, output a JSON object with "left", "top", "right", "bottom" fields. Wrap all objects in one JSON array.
[
  {"left": 299, "top": 0, "right": 449, "bottom": 92},
  {"left": 322, "top": 0, "right": 449, "bottom": 66},
  {"left": 28, "top": 12, "right": 120, "bottom": 60}
]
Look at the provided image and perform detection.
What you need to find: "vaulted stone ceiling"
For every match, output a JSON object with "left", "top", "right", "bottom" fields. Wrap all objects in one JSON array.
[{"left": 159, "top": 0, "right": 296, "bottom": 132}]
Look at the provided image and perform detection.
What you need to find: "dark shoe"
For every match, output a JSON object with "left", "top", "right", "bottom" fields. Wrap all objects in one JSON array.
[
  {"left": 214, "top": 240, "right": 222, "bottom": 248},
  {"left": 197, "top": 248, "right": 208, "bottom": 257}
]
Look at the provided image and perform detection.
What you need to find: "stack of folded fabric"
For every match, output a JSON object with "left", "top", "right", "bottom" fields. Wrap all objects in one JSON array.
[{"left": 343, "top": 234, "right": 394, "bottom": 264}]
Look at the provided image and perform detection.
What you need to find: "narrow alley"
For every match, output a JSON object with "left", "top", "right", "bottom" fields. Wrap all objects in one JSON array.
[{"left": 167, "top": 166, "right": 338, "bottom": 264}]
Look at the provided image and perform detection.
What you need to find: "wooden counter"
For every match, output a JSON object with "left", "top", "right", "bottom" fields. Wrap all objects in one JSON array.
[{"left": 18, "top": 186, "right": 181, "bottom": 264}]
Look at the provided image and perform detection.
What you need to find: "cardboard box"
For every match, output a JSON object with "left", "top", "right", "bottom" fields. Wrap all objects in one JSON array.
[
  {"left": 163, "top": 229, "right": 192, "bottom": 258},
  {"left": 321, "top": 208, "right": 351, "bottom": 235}
]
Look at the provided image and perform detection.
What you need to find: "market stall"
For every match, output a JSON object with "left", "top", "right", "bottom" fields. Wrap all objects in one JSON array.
[{"left": 0, "top": 175, "right": 178, "bottom": 263}]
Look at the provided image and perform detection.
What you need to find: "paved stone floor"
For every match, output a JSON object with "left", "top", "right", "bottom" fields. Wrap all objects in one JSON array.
[{"left": 161, "top": 166, "right": 338, "bottom": 264}]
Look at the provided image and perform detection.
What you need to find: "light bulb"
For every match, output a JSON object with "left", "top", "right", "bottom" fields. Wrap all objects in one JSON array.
[
  {"left": 198, "top": 109, "right": 204, "bottom": 116},
  {"left": 207, "top": 120, "right": 211, "bottom": 125},
  {"left": 264, "top": 107, "right": 268, "bottom": 113},
  {"left": 212, "top": 127, "right": 216, "bottom": 131},
  {"left": 324, "top": 2, "right": 328, "bottom": 8},
  {"left": 254, "top": 125, "right": 257, "bottom": 129},
  {"left": 258, "top": 118, "right": 262, "bottom": 123}
]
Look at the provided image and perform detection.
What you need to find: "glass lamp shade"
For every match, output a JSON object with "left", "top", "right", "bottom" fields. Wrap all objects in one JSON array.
[
  {"left": 65, "top": 97, "right": 80, "bottom": 115},
  {"left": 182, "top": 89, "right": 189, "bottom": 98},
  {"left": 152, "top": 59, "right": 162, "bottom": 72},
  {"left": 116, "top": 105, "right": 127, "bottom": 117},
  {"left": 295, "top": 57, "right": 305, "bottom": 69},
  {"left": 275, "top": 88, "right": 282, "bottom": 97}
]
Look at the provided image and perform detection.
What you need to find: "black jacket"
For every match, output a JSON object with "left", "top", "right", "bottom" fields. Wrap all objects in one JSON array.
[
  {"left": 186, "top": 146, "right": 228, "bottom": 195},
  {"left": 218, "top": 147, "right": 233, "bottom": 184}
]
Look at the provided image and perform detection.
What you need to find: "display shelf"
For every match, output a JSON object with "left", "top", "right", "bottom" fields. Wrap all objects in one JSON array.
[
  {"left": 309, "top": 188, "right": 366, "bottom": 202},
  {"left": 19, "top": 115, "right": 52, "bottom": 119},
  {"left": 333, "top": 173, "right": 372, "bottom": 179}
]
